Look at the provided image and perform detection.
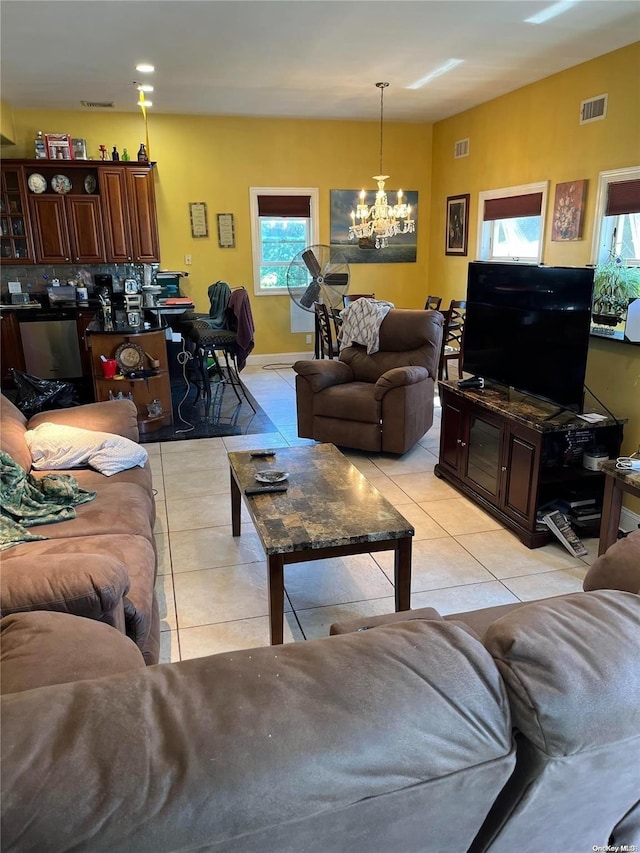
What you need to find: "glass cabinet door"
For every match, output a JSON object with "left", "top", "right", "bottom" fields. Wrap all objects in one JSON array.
[
  {"left": 465, "top": 413, "right": 501, "bottom": 497},
  {"left": 0, "top": 168, "right": 33, "bottom": 262}
]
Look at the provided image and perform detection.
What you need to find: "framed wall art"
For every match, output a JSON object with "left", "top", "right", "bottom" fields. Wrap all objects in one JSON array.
[
  {"left": 45, "top": 133, "right": 73, "bottom": 160},
  {"left": 189, "top": 202, "right": 209, "bottom": 238},
  {"left": 329, "top": 189, "right": 418, "bottom": 264},
  {"left": 551, "top": 179, "right": 587, "bottom": 241},
  {"left": 217, "top": 213, "right": 236, "bottom": 248},
  {"left": 445, "top": 194, "right": 469, "bottom": 256}
]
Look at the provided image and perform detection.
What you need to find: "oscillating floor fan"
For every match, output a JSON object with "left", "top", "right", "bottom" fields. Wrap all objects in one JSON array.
[{"left": 286, "top": 245, "right": 350, "bottom": 313}]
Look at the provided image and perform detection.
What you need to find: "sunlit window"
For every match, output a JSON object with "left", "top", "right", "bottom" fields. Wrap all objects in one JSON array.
[
  {"left": 478, "top": 182, "right": 548, "bottom": 264},
  {"left": 249, "top": 188, "right": 319, "bottom": 296}
]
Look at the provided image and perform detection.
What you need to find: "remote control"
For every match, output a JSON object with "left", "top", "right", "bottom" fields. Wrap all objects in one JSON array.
[
  {"left": 244, "top": 485, "right": 288, "bottom": 496},
  {"left": 250, "top": 450, "right": 276, "bottom": 458},
  {"left": 458, "top": 377, "right": 485, "bottom": 389}
]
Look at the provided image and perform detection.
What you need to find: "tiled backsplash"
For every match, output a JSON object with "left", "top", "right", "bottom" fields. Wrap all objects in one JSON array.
[{"left": 1, "top": 262, "right": 158, "bottom": 300}]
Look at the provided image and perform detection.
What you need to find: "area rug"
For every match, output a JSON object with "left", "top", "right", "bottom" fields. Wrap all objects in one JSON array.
[{"left": 138, "top": 376, "right": 277, "bottom": 443}]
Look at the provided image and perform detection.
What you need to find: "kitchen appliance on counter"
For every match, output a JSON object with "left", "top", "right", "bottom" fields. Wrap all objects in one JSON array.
[{"left": 47, "top": 285, "right": 77, "bottom": 307}]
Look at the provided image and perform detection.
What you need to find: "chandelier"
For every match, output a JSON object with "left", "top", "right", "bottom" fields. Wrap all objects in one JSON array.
[{"left": 349, "top": 82, "right": 415, "bottom": 249}]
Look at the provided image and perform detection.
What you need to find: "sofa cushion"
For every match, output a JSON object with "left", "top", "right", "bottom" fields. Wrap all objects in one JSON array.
[
  {"left": 1, "top": 534, "right": 158, "bottom": 661},
  {"left": 0, "top": 394, "right": 31, "bottom": 473},
  {"left": 483, "top": 589, "right": 640, "bottom": 753},
  {"left": 26, "top": 482, "right": 154, "bottom": 541},
  {"left": 583, "top": 529, "right": 640, "bottom": 593},
  {"left": 28, "top": 398, "right": 139, "bottom": 442},
  {"left": 25, "top": 422, "right": 148, "bottom": 476},
  {"left": 314, "top": 382, "right": 380, "bottom": 423},
  {"left": 0, "top": 611, "right": 145, "bottom": 695}
]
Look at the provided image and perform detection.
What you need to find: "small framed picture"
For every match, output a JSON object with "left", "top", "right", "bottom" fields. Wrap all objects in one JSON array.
[
  {"left": 551, "top": 179, "right": 587, "bottom": 241},
  {"left": 45, "top": 133, "right": 73, "bottom": 160},
  {"left": 217, "top": 213, "right": 235, "bottom": 248},
  {"left": 445, "top": 194, "right": 470, "bottom": 256},
  {"left": 72, "top": 137, "right": 88, "bottom": 160},
  {"left": 189, "top": 202, "right": 209, "bottom": 238}
]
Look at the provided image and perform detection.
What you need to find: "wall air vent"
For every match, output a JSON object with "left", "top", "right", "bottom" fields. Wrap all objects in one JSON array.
[
  {"left": 454, "top": 138, "right": 469, "bottom": 159},
  {"left": 580, "top": 94, "right": 607, "bottom": 124},
  {"left": 80, "top": 100, "right": 115, "bottom": 109}
]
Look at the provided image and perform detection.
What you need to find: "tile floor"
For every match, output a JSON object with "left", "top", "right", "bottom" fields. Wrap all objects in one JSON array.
[{"left": 148, "top": 364, "right": 600, "bottom": 663}]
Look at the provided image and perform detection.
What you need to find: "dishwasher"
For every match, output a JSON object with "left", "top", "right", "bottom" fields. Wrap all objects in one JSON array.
[{"left": 18, "top": 309, "right": 83, "bottom": 379}]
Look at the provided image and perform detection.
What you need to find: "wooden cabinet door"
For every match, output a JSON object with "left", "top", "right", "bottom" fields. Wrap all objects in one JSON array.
[
  {"left": 500, "top": 426, "right": 539, "bottom": 526},
  {"left": 99, "top": 167, "right": 134, "bottom": 263},
  {"left": 440, "top": 394, "right": 465, "bottom": 474},
  {"left": 0, "top": 311, "right": 26, "bottom": 385},
  {"left": 125, "top": 168, "right": 160, "bottom": 262},
  {"left": 76, "top": 308, "right": 97, "bottom": 379},
  {"left": 1, "top": 166, "right": 34, "bottom": 263},
  {"left": 66, "top": 196, "right": 106, "bottom": 262},
  {"left": 29, "top": 195, "right": 71, "bottom": 263}
]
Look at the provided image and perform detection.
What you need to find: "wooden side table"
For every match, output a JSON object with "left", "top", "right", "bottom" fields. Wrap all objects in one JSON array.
[{"left": 598, "top": 460, "right": 640, "bottom": 554}]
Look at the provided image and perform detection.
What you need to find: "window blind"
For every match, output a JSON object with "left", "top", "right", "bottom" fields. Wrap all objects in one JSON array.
[
  {"left": 483, "top": 192, "right": 543, "bottom": 221},
  {"left": 605, "top": 179, "right": 640, "bottom": 216},
  {"left": 257, "top": 195, "right": 310, "bottom": 217}
]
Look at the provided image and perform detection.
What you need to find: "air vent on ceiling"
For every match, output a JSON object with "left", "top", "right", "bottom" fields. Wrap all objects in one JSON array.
[
  {"left": 80, "top": 100, "right": 115, "bottom": 109},
  {"left": 454, "top": 138, "right": 469, "bottom": 159},
  {"left": 580, "top": 94, "right": 607, "bottom": 125}
]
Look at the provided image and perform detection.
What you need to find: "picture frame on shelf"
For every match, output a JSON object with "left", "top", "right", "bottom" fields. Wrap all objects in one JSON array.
[
  {"left": 45, "top": 133, "right": 73, "bottom": 160},
  {"left": 445, "top": 193, "right": 470, "bottom": 256},
  {"left": 71, "top": 137, "right": 88, "bottom": 160}
]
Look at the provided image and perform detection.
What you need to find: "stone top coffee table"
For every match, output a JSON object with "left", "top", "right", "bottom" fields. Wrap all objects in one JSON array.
[{"left": 228, "top": 443, "right": 414, "bottom": 644}]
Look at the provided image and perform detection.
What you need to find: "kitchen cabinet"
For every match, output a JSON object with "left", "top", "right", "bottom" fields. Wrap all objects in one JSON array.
[
  {"left": 2, "top": 160, "right": 159, "bottom": 266},
  {"left": 99, "top": 165, "right": 160, "bottom": 263},
  {"left": 435, "top": 380, "right": 623, "bottom": 548},
  {"left": 29, "top": 195, "right": 105, "bottom": 263},
  {"left": 88, "top": 326, "right": 172, "bottom": 433},
  {"left": 0, "top": 166, "right": 34, "bottom": 263},
  {"left": 0, "top": 311, "right": 26, "bottom": 385}
]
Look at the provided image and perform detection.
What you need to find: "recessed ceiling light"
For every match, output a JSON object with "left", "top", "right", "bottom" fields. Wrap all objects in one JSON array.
[
  {"left": 139, "top": 100, "right": 153, "bottom": 108},
  {"left": 406, "top": 59, "right": 464, "bottom": 90},
  {"left": 135, "top": 63, "right": 155, "bottom": 73},
  {"left": 525, "top": 1, "right": 580, "bottom": 24},
  {"left": 137, "top": 84, "right": 154, "bottom": 93}
]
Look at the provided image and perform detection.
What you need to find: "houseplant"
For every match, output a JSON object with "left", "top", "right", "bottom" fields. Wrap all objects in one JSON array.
[{"left": 592, "top": 253, "right": 640, "bottom": 327}]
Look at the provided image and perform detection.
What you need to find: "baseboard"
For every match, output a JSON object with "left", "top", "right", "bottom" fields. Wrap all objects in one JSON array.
[
  {"left": 620, "top": 507, "right": 640, "bottom": 533},
  {"left": 246, "top": 352, "right": 313, "bottom": 368}
]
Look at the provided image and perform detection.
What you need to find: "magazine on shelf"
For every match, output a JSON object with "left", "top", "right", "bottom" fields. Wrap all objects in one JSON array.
[{"left": 542, "top": 510, "right": 588, "bottom": 557}]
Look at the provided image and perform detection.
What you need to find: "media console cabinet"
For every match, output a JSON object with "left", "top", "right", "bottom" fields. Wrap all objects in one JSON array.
[{"left": 435, "top": 380, "right": 624, "bottom": 548}]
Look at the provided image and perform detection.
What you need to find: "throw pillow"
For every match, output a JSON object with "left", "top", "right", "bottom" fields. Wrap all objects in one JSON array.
[{"left": 25, "top": 423, "right": 148, "bottom": 477}]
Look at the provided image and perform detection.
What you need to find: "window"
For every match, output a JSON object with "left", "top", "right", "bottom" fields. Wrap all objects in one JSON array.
[
  {"left": 477, "top": 181, "right": 548, "bottom": 263},
  {"left": 591, "top": 167, "right": 640, "bottom": 266},
  {"left": 249, "top": 188, "right": 319, "bottom": 296}
]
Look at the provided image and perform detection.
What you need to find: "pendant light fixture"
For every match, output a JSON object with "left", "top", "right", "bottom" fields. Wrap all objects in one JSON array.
[{"left": 348, "top": 82, "right": 415, "bottom": 249}]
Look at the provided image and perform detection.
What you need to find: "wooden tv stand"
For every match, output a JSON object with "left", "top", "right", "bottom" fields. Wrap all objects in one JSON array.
[{"left": 434, "top": 380, "right": 624, "bottom": 548}]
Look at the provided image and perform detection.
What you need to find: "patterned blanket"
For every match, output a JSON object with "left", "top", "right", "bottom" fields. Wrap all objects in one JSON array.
[
  {"left": 0, "top": 450, "right": 97, "bottom": 551},
  {"left": 338, "top": 299, "right": 394, "bottom": 354}
]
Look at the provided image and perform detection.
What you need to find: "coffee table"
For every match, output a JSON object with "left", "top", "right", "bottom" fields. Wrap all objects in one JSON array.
[{"left": 228, "top": 443, "right": 414, "bottom": 644}]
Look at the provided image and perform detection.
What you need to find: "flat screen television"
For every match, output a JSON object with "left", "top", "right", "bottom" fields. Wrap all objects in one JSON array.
[{"left": 463, "top": 262, "right": 595, "bottom": 412}]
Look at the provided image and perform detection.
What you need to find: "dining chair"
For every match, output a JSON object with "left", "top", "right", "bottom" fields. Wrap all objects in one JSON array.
[
  {"left": 342, "top": 293, "right": 375, "bottom": 308},
  {"left": 314, "top": 302, "right": 340, "bottom": 359},
  {"left": 438, "top": 300, "right": 466, "bottom": 381},
  {"left": 424, "top": 295, "right": 443, "bottom": 311}
]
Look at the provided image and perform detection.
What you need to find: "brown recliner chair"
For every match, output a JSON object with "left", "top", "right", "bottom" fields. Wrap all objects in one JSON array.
[{"left": 293, "top": 308, "right": 443, "bottom": 455}]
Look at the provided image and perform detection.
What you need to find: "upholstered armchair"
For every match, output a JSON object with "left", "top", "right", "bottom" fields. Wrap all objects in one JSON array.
[{"left": 293, "top": 309, "right": 443, "bottom": 455}]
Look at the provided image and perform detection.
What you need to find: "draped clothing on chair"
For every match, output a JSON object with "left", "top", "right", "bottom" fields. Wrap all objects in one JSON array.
[
  {"left": 228, "top": 288, "right": 255, "bottom": 371},
  {"left": 338, "top": 298, "right": 394, "bottom": 355},
  {"left": 207, "top": 281, "right": 232, "bottom": 329}
]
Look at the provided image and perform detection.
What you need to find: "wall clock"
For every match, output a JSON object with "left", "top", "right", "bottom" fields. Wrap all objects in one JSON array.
[{"left": 115, "top": 342, "right": 146, "bottom": 374}]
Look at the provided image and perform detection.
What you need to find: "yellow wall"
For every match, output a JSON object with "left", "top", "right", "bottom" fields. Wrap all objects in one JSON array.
[
  {"left": 0, "top": 99, "right": 16, "bottom": 145},
  {"left": 430, "top": 43, "right": 640, "bottom": 487},
  {"left": 5, "top": 110, "right": 432, "bottom": 355}
]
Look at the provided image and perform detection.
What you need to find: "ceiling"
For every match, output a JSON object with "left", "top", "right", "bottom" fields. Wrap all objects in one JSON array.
[{"left": 1, "top": 1, "right": 639, "bottom": 124}]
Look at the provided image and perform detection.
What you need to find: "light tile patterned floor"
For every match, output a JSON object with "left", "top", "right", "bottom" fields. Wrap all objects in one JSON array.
[{"left": 148, "top": 365, "right": 598, "bottom": 663}]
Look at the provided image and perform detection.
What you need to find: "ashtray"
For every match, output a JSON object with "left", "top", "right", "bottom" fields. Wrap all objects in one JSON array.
[{"left": 255, "top": 471, "right": 289, "bottom": 484}]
